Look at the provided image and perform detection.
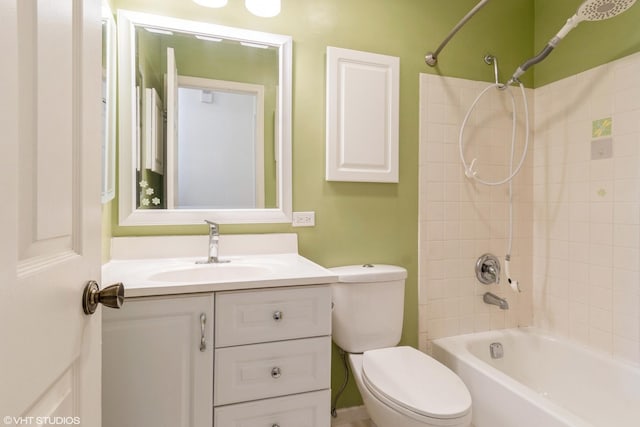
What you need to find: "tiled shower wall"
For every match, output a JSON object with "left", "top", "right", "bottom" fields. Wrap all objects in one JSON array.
[
  {"left": 419, "top": 52, "right": 640, "bottom": 365},
  {"left": 418, "top": 73, "right": 534, "bottom": 353},
  {"left": 532, "top": 53, "right": 640, "bottom": 362}
]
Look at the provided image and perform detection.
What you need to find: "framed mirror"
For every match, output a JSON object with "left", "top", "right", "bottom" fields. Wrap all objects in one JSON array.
[{"left": 117, "top": 10, "right": 292, "bottom": 225}]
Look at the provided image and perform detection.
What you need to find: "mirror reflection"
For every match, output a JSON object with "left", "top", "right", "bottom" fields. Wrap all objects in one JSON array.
[
  {"left": 118, "top": 10, "right": 292, "bottom": 225},
  {"left": 134, "top": 24, "right": 278, "bottom": 210}
]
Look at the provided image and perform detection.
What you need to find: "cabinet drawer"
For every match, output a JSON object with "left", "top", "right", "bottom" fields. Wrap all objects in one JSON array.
[
  {"left": 215, "top": 285, "right": 331, "bottom": 347},
  {"left": 214, "top": 336, "right": 331, "bottom": 406},
  {"left": 214, "top": 389, "right": 330, "bottom": 427}
]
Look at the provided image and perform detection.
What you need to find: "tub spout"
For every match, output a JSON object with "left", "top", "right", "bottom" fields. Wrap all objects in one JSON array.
[{"left": 483, "top": 292, "right": 509, "bottom": 310}]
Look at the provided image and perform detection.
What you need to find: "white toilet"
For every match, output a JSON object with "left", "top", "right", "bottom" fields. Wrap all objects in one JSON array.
[{"left": 330, "top": 264, "right": 472, "bottom": 427}]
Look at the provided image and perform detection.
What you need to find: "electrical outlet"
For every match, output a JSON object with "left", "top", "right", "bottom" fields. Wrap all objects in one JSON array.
[{"left": 292, "top": 211, "right": 315, "bottom": 227}]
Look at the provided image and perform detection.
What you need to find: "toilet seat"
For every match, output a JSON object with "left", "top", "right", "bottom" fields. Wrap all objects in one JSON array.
[{"left": 362, "top": 346, "right": 471, "bottom": 423}]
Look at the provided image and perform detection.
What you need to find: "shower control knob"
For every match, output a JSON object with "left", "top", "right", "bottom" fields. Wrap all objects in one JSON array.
[{"left": 476, "top": 253, "right": 501, "bottom": 285}]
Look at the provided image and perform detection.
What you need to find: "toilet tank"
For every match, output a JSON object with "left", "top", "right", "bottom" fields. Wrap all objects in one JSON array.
[{"left": 330, "top": 264, "right": 407, "bottom": 353}]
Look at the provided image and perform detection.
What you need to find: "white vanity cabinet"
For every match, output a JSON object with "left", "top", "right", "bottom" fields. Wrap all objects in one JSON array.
[
  {"left": 102, "top": 294, "right": 214, "bottom": 427},
  {"left": 214, "top": 285, "right": 332, "bottom": 426},
  {"left": 103, "top": 285, "right": 332, "bottom": 427}
]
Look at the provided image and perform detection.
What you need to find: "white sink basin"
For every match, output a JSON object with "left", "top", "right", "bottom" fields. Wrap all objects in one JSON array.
[
  {"left": 102, "top": 235, "right": 339, "bottom": 297},
  {"left": 147, "top": 262, "right": 275, "bottom": 283}
]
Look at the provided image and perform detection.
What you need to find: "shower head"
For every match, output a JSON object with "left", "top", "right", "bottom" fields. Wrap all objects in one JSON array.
[
  {"left": 508, "top": 0, "right": 637, "bottom": 84},
  {"left": 555, "top": 0, "right": 637, "bottom": 42},
  {"left": 577, "top": 0, "right": 637, "bottom": 22}
]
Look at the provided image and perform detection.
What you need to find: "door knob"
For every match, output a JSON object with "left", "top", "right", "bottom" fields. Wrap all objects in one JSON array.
[{"left": 82, "top": 280, "right": 125, "bottom": 315}]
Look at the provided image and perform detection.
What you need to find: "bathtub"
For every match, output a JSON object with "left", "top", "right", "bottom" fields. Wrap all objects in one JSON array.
[{"left": 432, "top": 328, "right": 640, "bottom": 427}]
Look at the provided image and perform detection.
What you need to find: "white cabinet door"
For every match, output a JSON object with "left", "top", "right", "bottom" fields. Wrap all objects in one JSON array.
[
  {"left": 103, "top": 294, "right": 214, "bottom": 427},
  {"left": 325, "top": 46, "right": 400, "bottom": 183},
  {"left": 0, "top": 0, "right": 102, "bottom": 425}
]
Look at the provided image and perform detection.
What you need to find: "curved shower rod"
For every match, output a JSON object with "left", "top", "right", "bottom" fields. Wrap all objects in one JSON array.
[{"left": 425, "top": 0, "right": 490, "bottom": 66}]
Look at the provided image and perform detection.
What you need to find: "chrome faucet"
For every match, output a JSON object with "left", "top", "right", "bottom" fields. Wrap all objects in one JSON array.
[
  {"left": 483, "top": 292, "right": 509, "bottom": 310},
  {"left": 197, "top": 220, "right": 228, "bottom": 264}
]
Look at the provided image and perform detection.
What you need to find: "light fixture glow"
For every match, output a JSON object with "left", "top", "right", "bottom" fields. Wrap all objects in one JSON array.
[
  {"left": 245, "top": 0, "right": 281, "bottom": 17},
  {"left": 195, "top": 35, "right": 223, "bottom": 42},
  {"left": 145, "top": 28, "right": 174, "bottom": 35},
  {"left": 240, "top": 41, "right": 270, "bottom": 49},
  {"left": 192, "top": 0, "right": 228, "bottom": 8}
]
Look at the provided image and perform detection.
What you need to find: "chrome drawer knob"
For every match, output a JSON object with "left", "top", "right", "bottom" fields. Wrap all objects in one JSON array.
[
  {"left": 271, "top": 367, "right": 282, "bottom": 379},
  {"left": 272, "top": 310, "right": 283, "bottom": 321},
  {"left": 272, "top": 424, "right": 280, "bottom": 427}
]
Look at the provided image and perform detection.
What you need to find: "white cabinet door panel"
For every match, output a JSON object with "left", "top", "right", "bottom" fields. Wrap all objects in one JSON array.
[
  {"left": 103, "top": 294, "right": 214, "bottom": 427},
  {"left": 326, "top": 46, "right": 400, "bottom": 182}
]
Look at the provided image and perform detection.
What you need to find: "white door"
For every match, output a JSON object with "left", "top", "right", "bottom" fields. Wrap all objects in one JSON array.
[
  {"left": 0, "top": 1, "right": 103, "bottom": 426},
  {"left": 144, "top": 87, "right": 164, "bottom": 174},
  {"left": 166, "top": 47, "right": 179, "bottom": 209}
]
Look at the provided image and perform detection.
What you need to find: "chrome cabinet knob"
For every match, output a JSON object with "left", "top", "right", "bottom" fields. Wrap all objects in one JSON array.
[
  {"left": 82, "top": 281, "right": 125, "bottom": 315},
  {"left": 272, "top": 310, "right": 283, "bottom": 321},
  {"left": 271, "top": 367, "right": 282, "bottom": 379},
  {"left": 272, "top": 424, "right": 280, "bottom": 427}
]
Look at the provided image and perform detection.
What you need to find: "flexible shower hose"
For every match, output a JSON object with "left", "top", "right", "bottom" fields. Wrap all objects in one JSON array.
[
  {"left": 459, "top": 82, "right": 529, "bottom": 186},
  {"left": 459, "top": 82, "right": 529, "bottom": 292}
]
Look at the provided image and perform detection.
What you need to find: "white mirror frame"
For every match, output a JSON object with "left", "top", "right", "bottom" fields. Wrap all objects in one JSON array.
[
  {"left": 101, "top": 3, "right": 117, "bottom": 203},
  {"left": 117, "top": 10, "right": 292, "bottom": 225}
]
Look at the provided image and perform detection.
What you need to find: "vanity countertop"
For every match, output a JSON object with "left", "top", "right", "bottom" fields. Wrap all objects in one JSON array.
[
  {"left": 103, "top": 253, "right": 338, "bottom": 298},
  {"left": 103, "top": 234, "right": 338, "bottom": 298}
]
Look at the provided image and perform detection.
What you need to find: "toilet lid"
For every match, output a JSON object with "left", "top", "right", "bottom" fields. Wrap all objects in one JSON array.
[
  {"left": 329, "top": 264, "right": 407, "bottom": 283},
  {"left": 362, "top": 346, "right": 471, "bottom": 420}
]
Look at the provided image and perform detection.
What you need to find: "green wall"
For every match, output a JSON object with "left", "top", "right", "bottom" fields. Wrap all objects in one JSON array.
[
  {"left": 534, "top": 0, "right": 640, "bottom": 87},
  {"left": 109, "top": 0, "right": 535, "bottom": 409},
  {"left": 102, "top": 203, "right": 112, "bottom": 262}
]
